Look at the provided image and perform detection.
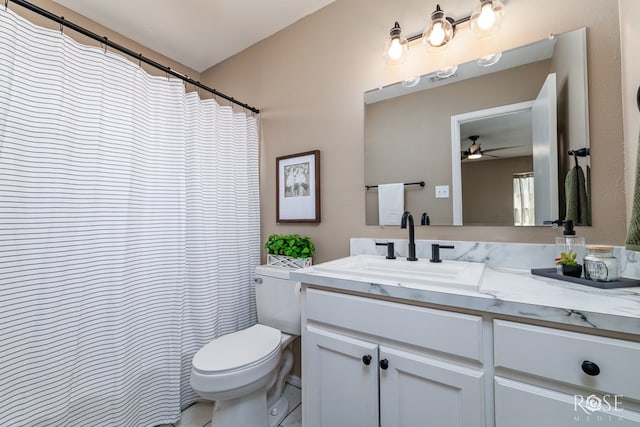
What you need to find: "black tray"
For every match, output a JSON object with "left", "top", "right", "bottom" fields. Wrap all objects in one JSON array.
[{"left": 531, "top": 268, "right": 640, "bottom": 289}]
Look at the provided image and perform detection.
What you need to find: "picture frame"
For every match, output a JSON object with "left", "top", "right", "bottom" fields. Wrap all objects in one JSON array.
[{"left": 276, "top": 150, "right": 321, "bottom": 223}]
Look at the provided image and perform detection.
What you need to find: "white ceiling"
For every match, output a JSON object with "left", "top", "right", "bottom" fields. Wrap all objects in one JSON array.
[{"left": 52, "top": 0, "right": 335, "bottom": 72}]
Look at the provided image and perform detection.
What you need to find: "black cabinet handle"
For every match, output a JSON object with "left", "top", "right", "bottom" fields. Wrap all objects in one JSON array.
[
  {"left": 581, "top": 360, "right": 600, "bottom": 376},
  {"left": 379, "top": 359, "right": 389, "bottom": 370},
  {"left": 362, "top": 355, "right": 372, "bottom": 366}
]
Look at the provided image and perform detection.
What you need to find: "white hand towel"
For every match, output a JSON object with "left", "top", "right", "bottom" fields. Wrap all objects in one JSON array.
[{"left": 378, "top": 183, "right": 405, "bottom": 226}]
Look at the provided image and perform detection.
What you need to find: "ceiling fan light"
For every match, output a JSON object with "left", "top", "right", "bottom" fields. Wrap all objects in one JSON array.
[{"left": 468, "top": 152, "right": 482, "bottom": 160}]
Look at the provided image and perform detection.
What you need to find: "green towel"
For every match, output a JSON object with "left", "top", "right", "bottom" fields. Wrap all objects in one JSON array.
[
  {"left": 586, "top": 165, "right": 592, "bottom": 226},
  {"left": 565, "top": 165, "right": 589, "bottom": 226},
  {"left": 626, "top": 131, "right": 640, "bottom": 250}
]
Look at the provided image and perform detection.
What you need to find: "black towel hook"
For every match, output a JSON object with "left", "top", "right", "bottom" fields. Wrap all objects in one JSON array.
[{"left": 637, "top": 85, "right": 640, "bottom": 112}]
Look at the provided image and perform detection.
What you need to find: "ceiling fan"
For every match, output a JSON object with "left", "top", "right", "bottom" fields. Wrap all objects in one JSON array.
[{"left": 461, "top": 135, "right": 522, "bottom": 160}]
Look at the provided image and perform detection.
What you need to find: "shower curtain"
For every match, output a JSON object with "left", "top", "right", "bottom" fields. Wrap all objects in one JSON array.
[{"left": 0, "top": 7, "right": 259, "bottom": 427}]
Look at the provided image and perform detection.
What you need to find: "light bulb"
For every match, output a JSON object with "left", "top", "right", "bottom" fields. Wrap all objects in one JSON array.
[
  {"left": 429, "top": 23, "right": 446, "bottom": 47},
  {"left": 477, "top": 3, "right": 496, "bottom": 30},
  {"left": 422, "top": 5, "right": 454, "bottom": 49},
  {"left": 387, "top": 38, "right": 404, "bottom": 60},
  {"left": 470, "top": 0, "right": 504, "bottom": 37},
  {"left": 384, "top": 21, "right": 408, "bottom": 65}
]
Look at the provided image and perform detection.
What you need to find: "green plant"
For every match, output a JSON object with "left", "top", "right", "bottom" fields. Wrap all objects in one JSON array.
[
  {"left": 555, "top": 250, "right": 578, "bottom": 266},
  {"left": 265, "top": 233, "right": 315, "bottom": 259}
]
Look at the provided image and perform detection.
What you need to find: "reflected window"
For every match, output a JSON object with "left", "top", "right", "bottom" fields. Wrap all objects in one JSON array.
[{"left": 514, "top": 172, "right": 535, "bottom": 226}]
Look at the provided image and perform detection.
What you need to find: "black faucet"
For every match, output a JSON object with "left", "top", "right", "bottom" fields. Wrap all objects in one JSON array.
[
  {"left": 400, "top": 211, "right": 417, "bottom": 261},
  {"left": 430, "top": 243, "right": 454, "bottom": 263}
]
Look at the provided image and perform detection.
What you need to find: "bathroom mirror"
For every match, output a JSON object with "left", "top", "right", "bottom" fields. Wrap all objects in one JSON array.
[{"left": 364, "top": 28, "right": 590, "bottom": 226}]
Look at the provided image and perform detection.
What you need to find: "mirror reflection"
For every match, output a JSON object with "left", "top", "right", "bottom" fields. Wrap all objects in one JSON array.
[{"left": 364, "top": 28, "right": 590, "bottom": 227}]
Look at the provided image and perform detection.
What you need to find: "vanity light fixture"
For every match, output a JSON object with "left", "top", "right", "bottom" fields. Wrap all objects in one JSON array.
[
  {"left": 423, "top": 5, "right": 455, "bottom": 48},
  {"left": 401, "top": 76, "right": 422, "bottom": 87},
  {"left": 384, "top": 1, "right": 505, "bottom": 63},
  {"left": 435, "top": 65, "right": 458, "bottom": 79},
  {"left": 384, "top": 21, "right": 408, "bottom": 64},
  {"left": 476, "top": 51, "right": 502, "bottom": 67},
  {"left": 470, "top": 0, "right": 505, "bottom": 37}
]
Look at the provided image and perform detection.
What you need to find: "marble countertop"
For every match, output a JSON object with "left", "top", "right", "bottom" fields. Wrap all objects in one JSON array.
[{"left": 291, "top": 257, "right": 640, "bottom": 336}]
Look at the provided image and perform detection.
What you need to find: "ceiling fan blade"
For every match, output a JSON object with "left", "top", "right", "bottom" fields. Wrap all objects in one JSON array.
[{"left": 481, "top": 145, "right": 524, "bottom": 154}]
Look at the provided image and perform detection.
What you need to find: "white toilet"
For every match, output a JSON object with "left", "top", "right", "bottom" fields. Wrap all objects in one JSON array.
[{"left": 190, "top": 265, "right": 301, "bottom": 427}]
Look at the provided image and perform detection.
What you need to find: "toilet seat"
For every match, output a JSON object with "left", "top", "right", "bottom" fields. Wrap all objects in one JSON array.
[
  {"left": 190, "top": 324, "right": 284, "bottom": 398},
  {"left": 192, "top": 324, "right": 282, "bottom": 374}
]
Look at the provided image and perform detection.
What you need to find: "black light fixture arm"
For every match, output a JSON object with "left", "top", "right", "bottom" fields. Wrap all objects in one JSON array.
[{"left": 7, "top": 0, "right": 260, "bottom": 114}]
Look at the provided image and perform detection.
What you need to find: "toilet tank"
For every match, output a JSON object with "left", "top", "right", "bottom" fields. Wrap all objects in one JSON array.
[{"left": 255, "top": 265, "right": 301, "bottom": 335}]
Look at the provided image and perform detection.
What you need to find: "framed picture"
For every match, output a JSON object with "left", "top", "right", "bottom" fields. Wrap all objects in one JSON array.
[{"left": 276, "top": 150, "right": 321, "bottom": 223}]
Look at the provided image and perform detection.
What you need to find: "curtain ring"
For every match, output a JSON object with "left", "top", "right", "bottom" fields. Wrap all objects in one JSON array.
[
  {"left": 59, "top": 17, "right": 64, "bottom": 34},
  {"left": 138, "top": 53, "right": 142, "bottom": 68},
  {"left": 4, "top": 0, "right": 8, "bottom": 11},
  {"left": 103, "top": 36, "right": 108, "bottom": 54}
]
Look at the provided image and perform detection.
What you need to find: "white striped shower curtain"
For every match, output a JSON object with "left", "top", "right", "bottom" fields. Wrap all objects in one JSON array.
[{"left": 0, "top": 7, "right": 260, "bottom": 427}]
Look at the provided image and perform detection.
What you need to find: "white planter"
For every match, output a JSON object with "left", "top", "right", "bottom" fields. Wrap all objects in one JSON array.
[{"left": 267, "top": 254, "right": 312, "bottom": 269}]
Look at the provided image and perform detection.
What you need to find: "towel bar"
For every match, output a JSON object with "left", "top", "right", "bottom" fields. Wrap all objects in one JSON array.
[{"left": 366, "top": 181, "right": 425, "bottom": 190}]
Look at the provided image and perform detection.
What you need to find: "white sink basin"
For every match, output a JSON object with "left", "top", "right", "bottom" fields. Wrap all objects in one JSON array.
[{"left": 310, "top": 254, "right": 485, "bottom": 290}]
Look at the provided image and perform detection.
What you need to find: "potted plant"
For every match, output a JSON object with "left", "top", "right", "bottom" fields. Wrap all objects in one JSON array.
[
  {"left": 555, "top": 250, "right": 583, "bottom": 278},
  {"left": 265, "top": 233, "right": 315, "bottom": 269}
]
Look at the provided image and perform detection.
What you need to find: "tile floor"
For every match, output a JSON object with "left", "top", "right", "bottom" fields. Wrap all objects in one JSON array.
[{"left": 157, "top": 381, "right": 301, "bottom": 427}]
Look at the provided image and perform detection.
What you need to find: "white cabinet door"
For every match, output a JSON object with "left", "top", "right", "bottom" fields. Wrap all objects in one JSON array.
[
  {"left": 379, "top": 346, "right": 486, "bottom": 427},
  {"left": 304, "top": 326, "right": 379, "bottom": 427},
  {"left": 495, "top": 377, "right": 640, "bottom": 426}
]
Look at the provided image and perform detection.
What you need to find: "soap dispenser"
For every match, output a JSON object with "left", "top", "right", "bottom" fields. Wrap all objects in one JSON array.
[{"left": 549, "top": 219, "right": 585, "bottom": 274}]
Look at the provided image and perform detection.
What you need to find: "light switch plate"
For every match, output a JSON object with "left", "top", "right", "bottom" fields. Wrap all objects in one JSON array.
[{"left": 435, "top": 185, "right": 449, "bottom": 199}]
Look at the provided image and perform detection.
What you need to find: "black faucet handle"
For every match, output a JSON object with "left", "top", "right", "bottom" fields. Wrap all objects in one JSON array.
[
  {"left": 375, "top": 242, "right": 396, "bottom": 259},
  {"left": 420, "top": 213, "right": 430, "bottom": 225},
  {"left": 430, "top": 244, "right": 454, "bottom": 263}
]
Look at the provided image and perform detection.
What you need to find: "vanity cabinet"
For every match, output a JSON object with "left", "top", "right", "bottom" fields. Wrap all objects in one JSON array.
[
  {"left": 493, "top": 320, "right": 640, "bottom": 426},
  {"left": 302, "top": 288, "right": 486, "bottom": 427}
]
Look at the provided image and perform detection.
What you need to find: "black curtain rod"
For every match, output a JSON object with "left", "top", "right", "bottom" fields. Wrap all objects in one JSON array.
[
  {"left": 7, "top": 0, "right": 260, "bottom": 114},
  {"left": 366, "top": 181, "right": 425, "bottom": 190}
]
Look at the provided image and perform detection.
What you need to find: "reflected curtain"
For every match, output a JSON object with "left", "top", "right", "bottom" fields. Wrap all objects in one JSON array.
[
  {"left": 0, "top": 7, "right": 259, "bottom": 426},
  {"left": 514, "top": 172, "right": 535, "bottom": 226}
]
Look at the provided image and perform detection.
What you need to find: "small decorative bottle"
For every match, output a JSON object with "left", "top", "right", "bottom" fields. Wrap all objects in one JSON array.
[{"left": 554, "top": 220, "right": 585, "bottom": 275}]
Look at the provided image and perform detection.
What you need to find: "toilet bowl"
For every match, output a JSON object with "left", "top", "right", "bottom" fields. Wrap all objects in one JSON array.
[{"left": 190, "top": 266, "right": 300, "bottom": 427}]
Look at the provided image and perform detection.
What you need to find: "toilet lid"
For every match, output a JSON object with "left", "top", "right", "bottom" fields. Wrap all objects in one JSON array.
[{"left": 192, "top": 324, "right": 281, "bottom": 373}]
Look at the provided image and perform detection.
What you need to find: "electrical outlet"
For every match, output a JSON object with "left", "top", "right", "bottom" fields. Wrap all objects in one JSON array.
[{"left": 435, "top": 185, "right": 449, "bottom": 199}]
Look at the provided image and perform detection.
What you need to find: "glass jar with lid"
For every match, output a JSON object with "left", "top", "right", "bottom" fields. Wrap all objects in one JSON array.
[{"left": 584, "top": 245, "right": 619, "bottom": 282}]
